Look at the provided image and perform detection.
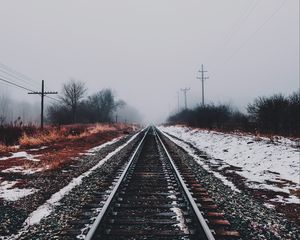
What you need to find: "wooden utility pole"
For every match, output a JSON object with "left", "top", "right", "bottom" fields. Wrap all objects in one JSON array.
[
  {"left": 180, "top": 88, "right": 190, "bottom": 109},
  {"left": 177, "top": 91, "right": 180, "bottom": 112},
  {"left": 197, "top": 64, "right": 209, "bottom": 106},
  {"left": 28, "top": 80, "right": 58, "bottom": 130}
]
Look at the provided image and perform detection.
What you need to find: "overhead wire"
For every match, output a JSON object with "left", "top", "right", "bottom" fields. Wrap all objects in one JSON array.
[
  {"left": 225, "top": 0, "right": 287, "bottom": 63},
  {"left": 0, "top": 61, "right": 41, "bottom": 88},
  {"left": 0, "top": 61, "right": 61, "bottom": 102},
  {"left": 223, "top": 0, "right": 260, "bottom": 47},
  {"left": 45, "top": 95, "right": 61, "bottom": 102},
  {"left": 0, "top": 77, "right": 36, "bottom": 93},
  {"left": 0, "top": 68, "right": 39, "bottom": 91},
  {"left": 0, "top": 76, "right": 61, "bottom": 102},
  {"left": 206, "top": 0, "right": 260, "bottom": 64}
]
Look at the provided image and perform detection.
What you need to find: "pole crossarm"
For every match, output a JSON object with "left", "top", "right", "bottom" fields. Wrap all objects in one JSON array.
[
  {"left": 28, "top": 91, "right": 58, "bottom": 94},
  {"left": 28, "top": 80, "right": 58, "bottom": 129}
]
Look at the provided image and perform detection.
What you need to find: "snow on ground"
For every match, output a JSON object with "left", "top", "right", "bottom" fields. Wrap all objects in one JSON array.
[
  {"left": 0, "top": 132, "right": 142, "bottom": 240},
  {"left": 159, "top": 125, "right": 300, "bottom": 204},
  {"left": 85, "top": 136, "right": 122, "bottom": 154},
  {"left": 2, "top": 166, "right": 43, "bottom": 175},
  {"left": 24, "top": 131, "right": 140, "bottom": 226},
  {"left": 0, "top": 181, "right": 36, "bottom": 201},
  {"left": 0, "top": 151, "right": 41, "bottom": 161},
  {"left": 28, "top": 146, "right": 48, "bottom": 151}
]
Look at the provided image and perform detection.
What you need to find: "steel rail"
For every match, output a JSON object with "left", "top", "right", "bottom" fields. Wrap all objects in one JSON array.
[
  {"left": 85, "top": 127, "right": 150, "bottom": 240},
  {"left": 155, "top": 127, "right": 216, "bottom": 240}
]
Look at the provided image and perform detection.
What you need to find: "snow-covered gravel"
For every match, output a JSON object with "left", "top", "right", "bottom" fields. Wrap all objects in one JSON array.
[
  {"left": 159, "top": 128, "right": 300, "bottom": 240},
  {"left": 24, "top": 132, "right": 138, "bottom": 226},
  {"left": 159, "top": 125, "right": 300, "bottom": 204},
  {"left": 0, "top": 181, "right": 36, "bottom": 201},
  {"left": 0, "top": 130, "right": 143, "bottom": 240}
]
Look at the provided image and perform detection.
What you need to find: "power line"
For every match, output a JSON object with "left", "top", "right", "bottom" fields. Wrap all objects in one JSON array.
[
  {"left": 0, "top": 61, "right": 41, "bottom": 88},
  {"left": 45, "top": 95, "right": 60, "bottom": 102},
  {"left": 207, "top": 0, "right": 260, "bottom": 63},
  {"left": 0, "top": 77, "right": 36, "bottom": 93},
  {"left": 226, "top": 0, "right": 287, "bottom": 62},
  {"left": 0, "top": 68, "right": 39, "bottom": 91},
  {"left": 0, "top": 76, "right": 60, "bottom": 102},
  {"left": 223, "top": 0, "right": 260, "bottom": 47}
]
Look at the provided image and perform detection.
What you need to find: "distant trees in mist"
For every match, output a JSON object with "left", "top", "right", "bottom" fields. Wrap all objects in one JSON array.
[
  {"left": 168, "top": 92, "right": 299, "bottom": 137},
  {"left": 47, "top": 79, "right": 140, "bottom": 125},
  {"left": 0, "top": 80, "right": 142, "bottom": 127},
  {"left": 0, "top": 92, "right": 39, "bottom": 126}
]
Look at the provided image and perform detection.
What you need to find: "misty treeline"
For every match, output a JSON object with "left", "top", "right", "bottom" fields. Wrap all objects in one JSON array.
[
  {"left": 47, "top": 80, "right": 126, "bottom": 124},
  {"left": 0, "top": 94, "right": 39, "bottom": 126},
  {"left": 168, "top": 92, "right": 300, "bottom": 137},
  {"left": 0, "top": 80, "right": 142, "bottom": 128}
]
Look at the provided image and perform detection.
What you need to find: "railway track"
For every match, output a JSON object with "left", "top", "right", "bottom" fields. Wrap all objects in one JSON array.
[{"left": 82, "top": 127, "right": 239, "bottom": 240}]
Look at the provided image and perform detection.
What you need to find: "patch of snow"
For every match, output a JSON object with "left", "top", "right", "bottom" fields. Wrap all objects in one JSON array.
[
  {"left": 29, "top": 146, "right": 48, "bottom": 151},
  {"left": 0, "top": 132, "right": 140, "bottom": 240},
  {"left": 79, "top": 152, "right": 94, "bottom": 156},
  {"left": 160, "top": 130, "right": 241, "bottom": 193},
  {"left": 0, "top": 181, "right": 36, "bottom": 201},
  {"left": 0, "top": 151, "right": 40, "bottom": 161},
  {"left": 77, "top": 137, "right": 123, "bottom": 157},
  {"left": 86, "top": 137, "right": 122, "bottom": 153},
  {"left": 2, "top": 166, "right": 43, "bottom": 175},
  {"left": 2, "top": 131, "right": 142, "bottom": 240},
  {"left": 159, "top": 126, "right": 300, "bottom": 203},
  {"left": 25, "top": 134, "right": 137, "bottom": 226},
  {"left": 270, "top": 195, "right": 300, "bottom": 204},
  {"left": 246, "top": 182, "right": 289, "bottom": 193},
  {"left": 211, "top": 171, "right": 242, "bottom": 193},
  {"left": 169, "top": 191, "right": 189, "bottom": 234},
  {"left": 263, "top": 203, "right": 275, "bottom": 209}
]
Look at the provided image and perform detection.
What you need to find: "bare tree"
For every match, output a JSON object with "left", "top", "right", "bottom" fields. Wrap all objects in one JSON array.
[
  {"left": 87, "top": 89, "right": 125, "bottom": 122},
  {"left": 60, "top": 79, "right": 87, "bottom": 123}
]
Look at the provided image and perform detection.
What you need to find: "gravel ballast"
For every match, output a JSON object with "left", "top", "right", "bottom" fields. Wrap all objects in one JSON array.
[
  {"left": 0, "top": 131, "right": 144, "bottom": 240},
  {"left": 159, "top": 130, "right": 300, "bottom": 240}
]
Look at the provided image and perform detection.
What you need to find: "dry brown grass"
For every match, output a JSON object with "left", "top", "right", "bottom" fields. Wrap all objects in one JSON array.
[
  {"left": 19, "top": 123, "right": 121, "bottom": 148},
  {"left": 0, "top": 143, "right": 18, "bottom": 154},
  {"left": 20, "top": 130, "right": 62, "bottom": 147},
  {"left": 0, "top": 144, "right": 6, "bottom": 151}
]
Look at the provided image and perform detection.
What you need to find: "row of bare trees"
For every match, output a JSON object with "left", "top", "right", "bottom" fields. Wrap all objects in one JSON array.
[
  {"left": 168, "top": 92, "right": 299, "bottom": 137},
  {"left": 47, "top": 80, "right": 124, "bottom": 124}
]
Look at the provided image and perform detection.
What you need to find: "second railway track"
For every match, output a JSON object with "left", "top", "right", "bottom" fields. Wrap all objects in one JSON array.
[{"left": 84, "top": 127, "right": 239, "bottom": 240}]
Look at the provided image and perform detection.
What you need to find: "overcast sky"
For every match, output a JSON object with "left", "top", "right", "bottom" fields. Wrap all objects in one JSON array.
[{"left": 0, "top": 0, "right": 299, "bottom": 123}]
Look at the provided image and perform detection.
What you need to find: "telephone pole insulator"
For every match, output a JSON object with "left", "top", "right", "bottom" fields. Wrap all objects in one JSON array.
[
  {"left": 28, "top": 80, "right": 58, "bottom": 130},
  {"left": 197, "top": 64, "right": 209, "bottom": 106}
]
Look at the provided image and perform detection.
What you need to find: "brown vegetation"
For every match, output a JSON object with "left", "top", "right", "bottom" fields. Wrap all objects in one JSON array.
[
  {"left": 19, "top": 124, "right": 118, "bottom": 148},
  {"left": 0, "top": 123, "right": 138, "bottom": 171}
]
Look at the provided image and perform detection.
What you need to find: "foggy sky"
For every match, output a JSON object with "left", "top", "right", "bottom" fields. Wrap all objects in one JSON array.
[{"left": 0, "top": 0, "right": 299, "bottom": 123}]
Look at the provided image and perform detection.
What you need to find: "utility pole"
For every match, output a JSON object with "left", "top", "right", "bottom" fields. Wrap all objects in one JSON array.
[
  {"left": 28, "top": 80, "right": 58, "bottom": 130},
  {"left": 177, "top": 91, "right": 180, "bottom": 112},
  {"left": 197, "top": 64, "right": 209, "bottom": 106},
  {"left": 180, "top": 88, "right": 190, "bottom": 109}
]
